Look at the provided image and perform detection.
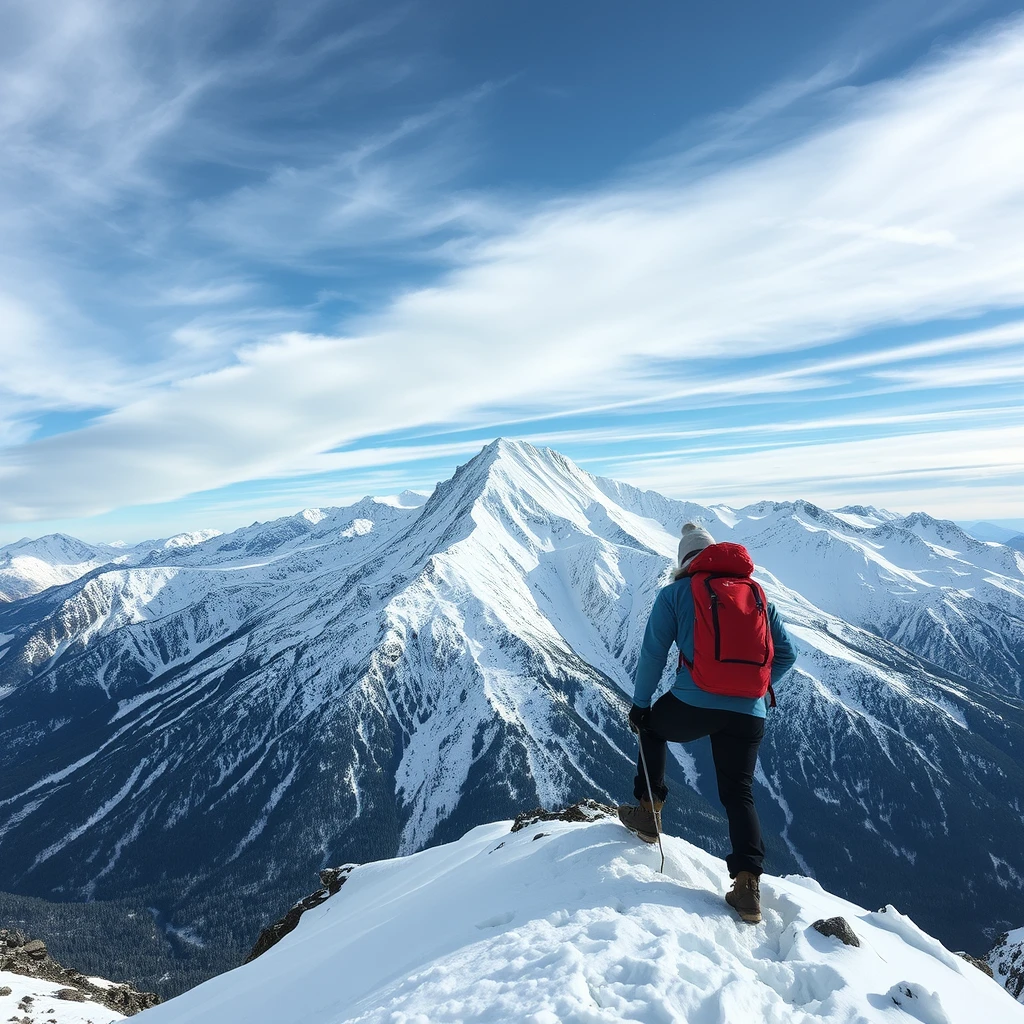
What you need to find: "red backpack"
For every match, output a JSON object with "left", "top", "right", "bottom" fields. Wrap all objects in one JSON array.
[{"left": 677, "top": 543, "right": 776, "bottom": 706}]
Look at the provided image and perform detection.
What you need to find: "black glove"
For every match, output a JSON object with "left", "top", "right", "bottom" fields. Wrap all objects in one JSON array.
[{"left": 628, "top": 704, "right": 650, "bottom": 733}]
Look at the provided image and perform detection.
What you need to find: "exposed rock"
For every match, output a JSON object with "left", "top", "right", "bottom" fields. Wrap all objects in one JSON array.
[
  {"left": 103, "top": 983, "right": 163, "bottom": 1015},
  {"left": 812, "top": 916, "right": 861, "bottom": 947},
  {"left": 988, "top": 928, "right": 1024, "bottom": 1001},
  {"left": 0, "top": 985, "right": 11, "bottom": 996},
  {"left": 0, "top": 929, "right": 28, "bottom": 948},
  {"left": 510, "top": 799, "right": 616, "bottom": 833},
  {"left": 955, "top": 951, "right": 994, "bottom": 977},
  {"left": 318, "top": 866, "right": 351, "bottom": 890},
  {"left": 0, "top": 928, "right": 159, "bottom": 1015},
  {"left": 245, "top": 864, "right": 358, "bottom": 964}
]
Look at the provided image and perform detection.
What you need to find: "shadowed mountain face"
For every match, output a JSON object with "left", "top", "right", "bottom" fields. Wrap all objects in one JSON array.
[{"left": 1, "top": 440, "right": 1022, "bottom": 991}]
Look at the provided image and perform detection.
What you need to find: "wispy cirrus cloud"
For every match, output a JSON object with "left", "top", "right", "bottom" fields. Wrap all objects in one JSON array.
[
  {"left": 2, "top": 5, "right": 1023, "bottom": 530},
  {"left": 0, "top": 0, "right": 470, "bottom": 429},
  {"left": 599, "top": 424, "right": 1024, "bottom": 518}
]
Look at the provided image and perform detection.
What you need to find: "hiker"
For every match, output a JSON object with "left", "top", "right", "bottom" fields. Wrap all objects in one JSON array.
[{"left": 618, "top": 523, "right": 797, "bottom": 924}]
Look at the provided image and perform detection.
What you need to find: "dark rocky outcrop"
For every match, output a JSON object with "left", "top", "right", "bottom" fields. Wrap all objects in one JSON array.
[
  {"left": 0, "top": 928, "right": 160, "bottom": 1015},
  {"left": 955, "top": 951, "right": 994, "bottom": 978},
  {"left": 811, "top": 917, "right": 861, "bottom": 947},
  {"left": 511, "top": 799, "right": 615, "bottom": 833},
  {"left": 245, "top": 865, "right": 357, "bottom": 964}
]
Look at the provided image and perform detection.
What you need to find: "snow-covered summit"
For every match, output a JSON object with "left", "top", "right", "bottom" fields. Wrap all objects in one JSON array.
[
  {"left": 162, "top": 530, "right": 223, "bottom": 550},
  {"left": 0, "top": 533, "right": 129, "bottom": 602},
  {"left": 832, "top": 504, "right": 902, "bottom": 529},
  {"left": 374, "top": 489, "right": 431, "bottom": 508},
  {"left": 139, "top": 813, "right": 1021, "bottom": 1024}
]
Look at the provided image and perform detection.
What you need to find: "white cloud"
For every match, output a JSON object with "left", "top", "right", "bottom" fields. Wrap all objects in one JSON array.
[
  {"left": 193, "top": 86, "right": 504, "bottom": 263},
  {"left": 3, "top": 12, "right": 1024, "bottom": 521},
  {"left": 159, "top": 281, "right": 257, "bottom": 307},
  {"left": 602, "top": 425, "right": 1024, "bottom": 519},
  {"left": 873, "top": 352, "right": 1024, "bottom": 388}
]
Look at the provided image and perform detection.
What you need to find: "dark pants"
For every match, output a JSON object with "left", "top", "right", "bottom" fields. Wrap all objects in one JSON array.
[{"left": 634, "top": 692, "right": 766, "bottom": 877}]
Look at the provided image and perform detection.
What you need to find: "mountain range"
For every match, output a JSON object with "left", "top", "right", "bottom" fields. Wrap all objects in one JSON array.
[{"left": 1, "top": 439, "right": 1022, "bottom": 993}]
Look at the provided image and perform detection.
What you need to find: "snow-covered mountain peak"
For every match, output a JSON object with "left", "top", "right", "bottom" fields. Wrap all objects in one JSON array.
[
  {"left": 446, "top": 437, "right": 589, "bottom": 504},
  {"left": 374, "top": 489, "right": 431, "bottom": 508},
  {"left": 162, "top": 529, "right": 222, "bottom": 550},
  {"left": 1, "top": 532, "right": 101, "bottom": 562},
  {"left": 0, "top": 533, "right": 130, "bottom": 603},
  {"left": 139, "top": 814, "right": 1023, "bottom": 1024},
  {"left": 833, "top": 504, "right": 901, "bottom": 528},
  {"left": 421, "top": 438, "right": 678, "bottom": 551}
]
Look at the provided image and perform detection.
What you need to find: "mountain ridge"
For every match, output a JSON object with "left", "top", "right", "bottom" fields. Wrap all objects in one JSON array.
[{"left": 0, "top": 439, "right": 1022, "bottom": 994}]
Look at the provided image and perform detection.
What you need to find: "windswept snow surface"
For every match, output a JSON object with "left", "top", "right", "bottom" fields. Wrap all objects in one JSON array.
[
  {"left": 138, "top": 818, "right": 1020, "bottom": 1024},
  {"left": 0, "top": 969, "right": 123, "bottom": 1023}
]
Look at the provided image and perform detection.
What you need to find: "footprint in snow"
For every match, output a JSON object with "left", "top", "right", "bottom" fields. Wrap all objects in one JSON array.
[{"left": 475, "top": 911, "right": 515, "bottom": 930}]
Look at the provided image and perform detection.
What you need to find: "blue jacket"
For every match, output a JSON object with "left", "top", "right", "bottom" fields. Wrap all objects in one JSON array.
[{"left": 633, "top": 576, "right": 797, "bottom": 718}]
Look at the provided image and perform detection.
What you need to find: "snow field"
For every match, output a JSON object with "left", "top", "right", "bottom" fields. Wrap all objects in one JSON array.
[
  {"left": 0, "top": 969, "right": 123, "bottom": 1024},
  {"left": 137, "top": 819, "right": 1023, "bottom": 1024}
]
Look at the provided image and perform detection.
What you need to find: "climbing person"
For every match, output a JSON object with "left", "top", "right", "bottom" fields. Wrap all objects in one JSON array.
[{"left": 618, "top": 523, "right": 797, "bottom": 924}]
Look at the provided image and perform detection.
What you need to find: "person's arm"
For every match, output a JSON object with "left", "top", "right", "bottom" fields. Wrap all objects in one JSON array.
[
  {"left": 633, "top": 589, "right": 678, "bottom": 708},
  {"left": 767, "top": 602, "right": 797, "bottom": 684}
]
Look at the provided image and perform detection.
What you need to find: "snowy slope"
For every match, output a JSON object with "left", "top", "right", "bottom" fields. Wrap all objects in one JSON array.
[
  {"left": 0, "top": 970, "right": 123, "bottom": 1023},
  {"left": 136, "top": 815, "right": 1021, "bottom": 1024},
  {"left": 0, "top": 440, "right": 1022, "bottom": 991}
]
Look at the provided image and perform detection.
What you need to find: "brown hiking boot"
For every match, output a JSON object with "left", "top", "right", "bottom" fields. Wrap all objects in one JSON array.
[
  {"left": 617, "top": 798, "right": 663, "bottom": 844},
  {"left": 725, "top": 871, "right": 762, "bottom": 923}
]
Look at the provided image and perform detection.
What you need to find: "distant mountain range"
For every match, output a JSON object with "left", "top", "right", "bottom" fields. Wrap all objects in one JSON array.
[
  {"left": 0, "top": 530, "right": 223, "bottom": 603},
  {"left": 1, "top": 439, "right": 1022, "bottom": 993},
  {"left": 962, "top": 521, "right": 1024, "bottom": 547}
]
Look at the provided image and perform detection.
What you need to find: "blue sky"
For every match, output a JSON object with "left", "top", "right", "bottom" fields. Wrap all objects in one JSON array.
[{"left": 2, "top": 0, "right": 1023, "bottom": 543}]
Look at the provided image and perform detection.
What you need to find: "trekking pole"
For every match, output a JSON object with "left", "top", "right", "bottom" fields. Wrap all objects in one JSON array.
[{"left": 636, "top": 729, "right": 666, "bottom": 873}]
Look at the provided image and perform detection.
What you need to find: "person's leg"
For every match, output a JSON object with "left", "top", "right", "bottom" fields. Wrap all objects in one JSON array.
[
  {"left": 709, "top": 715, "right": 766, "bottom": 877},
  {"left": 633, "top": 693, "right": 717, "bottom": 803}
]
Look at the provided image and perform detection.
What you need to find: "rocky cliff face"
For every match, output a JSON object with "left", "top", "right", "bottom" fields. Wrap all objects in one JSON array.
[{"left": 990, "top": 927, "right": 1024, "bottom": 1002}]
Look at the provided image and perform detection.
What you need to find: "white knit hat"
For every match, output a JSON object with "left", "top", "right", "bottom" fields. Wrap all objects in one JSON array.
[{"left": 677, "top": 522, "right": 715, "bottom": 568}]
